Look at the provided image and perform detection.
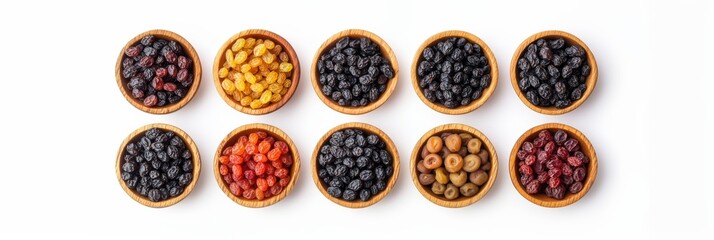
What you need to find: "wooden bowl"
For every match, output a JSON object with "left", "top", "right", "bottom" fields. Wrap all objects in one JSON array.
[
  {"left": 411, "top": 30, "right": 499, "bottom": 115},
  {"left": 311, "top": 122, "right": 400, "bottom": 208},
  {"left": 115, "top": 29, "right": 202, "bottom": 114},
  {"left": 410, "top": 123, "right": 498, "bottom": 207},
  {"left": 510, "top": 30, "right": 598, "bottom": 115},
  {"left": 115, "top": 123, "right": 201, "bottom": 208},
  {"left": 509, "top": 123, "right": 598, "bottom": 207},
  {"left": 311, "top": 29, "right": 399, "bottom": 115},
  {"left": 213, "top": 29, "right": 300, "bottom": 115},
  {"left": 213, "top": 123, "right": 301, "bottom": 207}
]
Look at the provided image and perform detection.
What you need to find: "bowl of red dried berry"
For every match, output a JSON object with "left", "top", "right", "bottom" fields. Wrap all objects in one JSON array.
[
  {"left": 116, "top": 29, "right": 202, "bottom": 114},
  {"left": 116, "top": 123, "right": 201, "bottom": 208},
  {"left": 510, "top": 123, "right": 597, "bottom": 207},
  {"left": 214, "top": 123, "right": 300, "bottom": 208},
  {"left": 510, "top": 30, "right": 597, "bottom": 115}
]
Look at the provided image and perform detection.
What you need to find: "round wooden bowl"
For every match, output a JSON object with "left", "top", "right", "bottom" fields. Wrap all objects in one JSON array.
[
  {"left": 115, "top": 123, "right": 201, "bottom": 208},
  {"left": 510, "top": 30, "right": 598, "bottom": 115},
  {"left": 311, "top": 122, "right": 400, "bottom": 208},
  {"left": 509, "top": 123, "right": 598, "bottom": 207},
  {"left": 213, "top": 123, "right": 301, "bottom": 207},
  {"left": 115, "top": 29, "right": 202, "bottom": 114},
  {"left": 311, "top": 29, "right": 399, "bottom": 115},
  {"left": 411, "top": 30, "right": 499, "bottom": 115},
  {"left": 213, "top": 29, "right": 300, "bottom": 115},
  {"left": 410, "top": 124, "right": 498, "bottom": 207}
]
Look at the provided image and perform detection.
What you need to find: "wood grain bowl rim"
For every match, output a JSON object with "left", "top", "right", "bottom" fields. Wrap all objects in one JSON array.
[
  {"left": 510, "top": 30, "right": 598, "bottom": 115},
  {"left": 212, "top": 29, "right": 301, "bottom": 115},
  {"left": 213, "top": 123, "right": 301, "bottom": 208},
  {"left": 311, "top": 29, "right": 399, "bottom": 115},
  {"left": 410, "top": 123, "right": 499, "bottom": 208},
  {"left": 411, "top": 30, "right": 499, "bottom": 115},
  {"left": 509, "top": 123, "right": 598, "bottom": 208},
  {"left": 115, "top": 123, "right": 202, "bottom": 208},
  {"left": 115, "top": 29, "right": 202, "bottom": 115},
  {"left": 311, "top": 122, "right": 400, "bottom": 208}
]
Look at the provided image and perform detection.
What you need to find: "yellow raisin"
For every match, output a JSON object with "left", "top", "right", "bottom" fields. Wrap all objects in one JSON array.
[
  {"left": 235, "top": 79, "right": 246, "bottom": 91},
  {"left": 232, "top": 90, "right": 243, "bottom": 100},
  {"left": 251, "top": 91, "right": 261, "bottom": 99},
  {"left": 231, "top": 38, "right": 246, "bottom": 52},
  {"left": 221, "top": 79, "right": 235, "bottom": 93},
  {"left": 279, "top": 88, "right": 288, "bottom": 95},
  {"left": 279, "top": 52, "right": 289, "bottom": 62},
  {"left": 256, "top": 39, "right": 263, "bottom": 44},
  {"left": 279, "top": 62, "right": 293, "bottom": 72},
  {"left": 250, "top": 82, "right": 264, "bottom": 93},
  {"left": 234, "top": 51, "right": 248, "bottom": 65},
  {"left": 277, "top": 73, "right": 287, "bottom": 84},
  {"left": 283, "top": 79, "right": 292, "bottom": 88},
  {"left": 218, "top": 68, "right": 229, "bottom": 78},
  {"left": 225, "top": 50, "right": 235, "bottom": 68},
  {"left": 249, "top": 57, "right": 263, "bottom": 68},
  {"left": 240, "top": 96, "right": 252, "bottom": 106},
  {"left": 270, "top": 93, "right": 282, "bottom": 103},
  {"left": 245, "top": 38, "right": 256, "bottom": 48},
  {"left": 242, "top": 86, "right": 252, "bottom": 95},
  {"left": 233, "top": 72, "right": 244, "bottom": 82},
  {"left": 272, "top": 45, "right": 282, "bottom": 54},
  {"left": 264, "top": 40, "right": 275, "bottom": 49},
  {"left": 260, "top": 91, "right": 272, "bottom": 103},
  {"left": 259, "top": 68, "right": 270, "bottom": 77},
  {"left": 269, "top": 83, "right": 282, "bottom": 93},
  {"left": 240, "top": 64, "right": 252, "bottom": 73},
  {"left": 253, "top": 44, "right": 267, "bottom": 57},
  {"left": 262, "top": 52, "right": 275, "bottom": 64},
  {"left": 249, "top": 99, "right": 263, "bottom": 109},
  {"left": 266, "top": 71, "right": 278, "bottom": 84},
  {"left": 269, "top": 62, "right": 279, "bottom": 70},
  {"left": 244, "top": 72, "right": 257, "bottom": 84}
]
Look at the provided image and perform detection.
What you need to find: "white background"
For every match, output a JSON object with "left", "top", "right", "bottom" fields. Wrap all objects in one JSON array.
[{"left": 0, "top": 0, "right": 712, "bottom": 238}]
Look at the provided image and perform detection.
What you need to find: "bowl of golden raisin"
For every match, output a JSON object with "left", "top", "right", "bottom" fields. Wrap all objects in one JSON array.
[{"left": 213, "top": 29, "right": 300, "bottom": 115}]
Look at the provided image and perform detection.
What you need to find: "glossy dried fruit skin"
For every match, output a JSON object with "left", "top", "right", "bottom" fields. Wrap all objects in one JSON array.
[
  {"left": 518, "top": 129, "right": 589, "bottom": 200},
  {"left": 121, "top": 128, "right": 192, "bottom": 202},
  {"left": 462, "top": 154, "right": 481, "bottom": 172},
  {"left": 316, "top": 37, "right": 394, "bottom": 107},
  {"left": 219, "top": 131, "right": 291, "bottom": 200},
  {"left": 517, "top": 37, "right": 589, "bottom": 108},
  {"left": 444, "top": 153, "right": 464, "bottom": 173},
  {"left": 417, "top": 37, "right": 491, "bottom": 108},
  {"left": 422, "top": 154, "right": 443, "bottom": 169},
  {"left": 122, "top": 35, "right": 193, "bottom": 107},
  {"left": 425, "top": 136, "right": 443, "bottom": 153},
  {"left": 317, "top": 128, "right": 392, "bottom": 202}
]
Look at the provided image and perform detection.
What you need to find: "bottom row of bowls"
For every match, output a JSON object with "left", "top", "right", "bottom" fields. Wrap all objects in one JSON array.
[{"left": 116, "top": 122, "right": 597, "bottom": 209}]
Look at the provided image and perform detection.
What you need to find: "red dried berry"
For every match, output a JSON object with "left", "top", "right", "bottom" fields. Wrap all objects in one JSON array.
[
  {"left": 566, "top": 156, "right": 583, "bottom": 167},
  {"left": 275, "top": 168, "right": 288, "bottom": 178},
  {"left": 274, "top": 141, "right": 289, "bottom": 154},
  {"left": 548, "top": 177, "right": 561, "bottom": 188},
  {"left": 278, "top": 178, "right": 289, "bottom": 187},
  {"left": 519, "top": 164, "right": 533, "bottom": 175}
]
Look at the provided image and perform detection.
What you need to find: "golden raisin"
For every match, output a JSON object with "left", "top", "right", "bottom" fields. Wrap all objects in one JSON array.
[
  {"left": 260, "top": 91, "right": 272, "bottom": 103},
  {"left": 235, "top": 79, "right": 246, "bottom": 91},
  {"left": 231, "top": 38, "right": 246, "bottom": 52},
  {"left": 250, "top": 82, "right": 264, "bottom": 93},
  {"left": 240, "top": 96, "right": 251, "bottom": 106},
  {"left": 234, "top": 51, "right": 248, "bottom": 65},
  {"left": 268, "top": 83, "right": 282, "bottom": 93},
  {"left": 279, "top": 52, "right": 289, "bottom": 62},
  {"left": 250, "top": 99, "right": 263, "bottom": 109},
  {"left": 245, "top": 38, "right": 256, "bottom": 48},
  {"left": 225, "top": 50, "right": 235, "bottom": 67},
  {"left": 218, "top": 68, "right": 229, "bottom": 78},
  {"left": 279, "top": 62, "right": 293, "bottom": 72},
  {"left": 221, "top": 79, "right": 235, "bottom": 93},
  {"left": 244, "top": 72, "right": 256, "bottom": 84},
  {"left": 283, "top": 79, "right": 292, "bottom": 88},
  {"left": 240, "top": 64, "right": 251, "bottom": 73},
  {"left": 262, "top": 53, "right": 275, "bottom": 64},
  {"left": 249, "top": 57, "right": 263, "bottom": 68},
  {"left": 253, "top": 44, "right": 267, "bottom": 56},
  {"left": 264, "top": 40, "right": 275, "bottom": 49},
  {"left": 270, "top": 93, "right": 282, "bottom": 103}
]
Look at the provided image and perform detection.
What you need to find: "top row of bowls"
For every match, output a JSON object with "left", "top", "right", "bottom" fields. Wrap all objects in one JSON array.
[{"left": 115, "top": 29, "right": 598, "bottom": 115}]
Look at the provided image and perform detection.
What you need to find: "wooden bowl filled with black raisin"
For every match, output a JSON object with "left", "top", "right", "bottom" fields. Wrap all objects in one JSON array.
[
  {"left": 410, "top": 123, "right": 498, "bottom": 207},
  {"left": 115, "top": 29, "right": 202, "bottom": 114},
  {"left": 311, "top": 122, "right": 400, "bottom": 208},
  {"left": 412, "top": 30, "right": 499, "bottom": 115},
  {"left": 311, "top": 29, "right": 399, "bottom": 115},
  {"left": 510, "top": 30, "right": 598, "bottom": 115},
  {"left": 116, "top": 123, "right": 201, "bottom": 208},
  {"left": 213, "top": 29, "right": 300, "bottom": 115},
  {"left": 509, "top": 123, "right": 598, "bottom": 207},
  {"left": 213, "top": 123, "right": 301, "bottom": 208}
]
